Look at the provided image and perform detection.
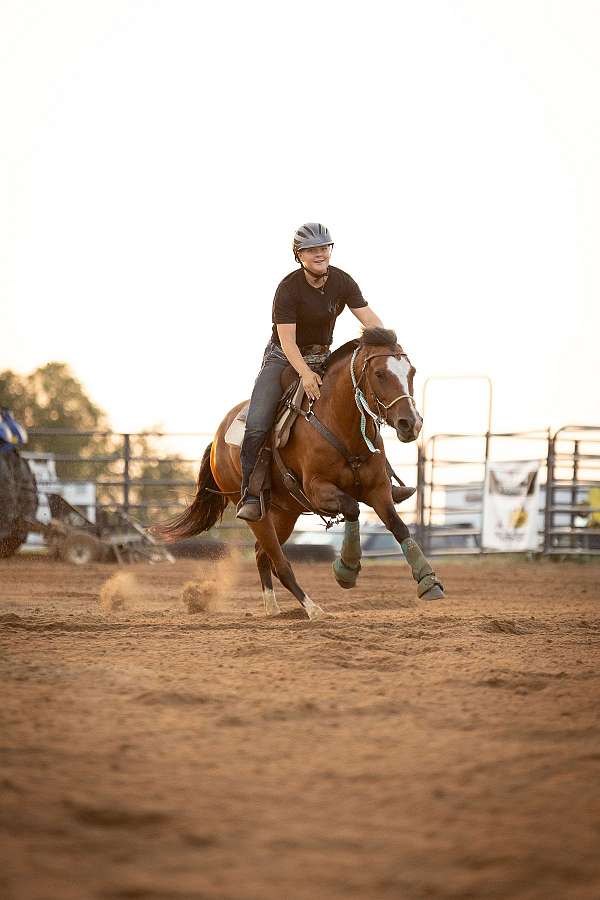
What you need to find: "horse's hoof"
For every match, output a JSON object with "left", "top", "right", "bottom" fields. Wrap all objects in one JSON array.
[
  {"left": 303, "top": 596, "right": 325, "bottom": 621},
  {"left": 421, "top": 584, "right": 446, "bottom": 601},
  {"left": 332, "top": 558, "right": 361, "bottom": 590}
]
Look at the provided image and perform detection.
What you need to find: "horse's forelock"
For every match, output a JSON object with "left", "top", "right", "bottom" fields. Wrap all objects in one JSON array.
[{"left": 360, "top": 327, "right": 398, "bottom": 348}]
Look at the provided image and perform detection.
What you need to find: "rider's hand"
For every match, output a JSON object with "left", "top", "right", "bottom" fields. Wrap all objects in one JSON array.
[{"left": 302, "top": 369, "right": 322, "bottom": 401}]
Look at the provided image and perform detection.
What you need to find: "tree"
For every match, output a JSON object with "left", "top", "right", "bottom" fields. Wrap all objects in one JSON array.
[
  {"left": 0, "top": 363, "right": 194, "bottom": 523},
  {"left": 0, "top": 363, "right": 115, "bottom": 482},
  {"left": 124, "top": 432, "right": 196, "bottom": 523}
]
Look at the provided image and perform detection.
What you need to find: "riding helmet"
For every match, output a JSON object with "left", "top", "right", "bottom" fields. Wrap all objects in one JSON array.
[{"left": 293, "top": 223, "right": 334, "bottom": 261}]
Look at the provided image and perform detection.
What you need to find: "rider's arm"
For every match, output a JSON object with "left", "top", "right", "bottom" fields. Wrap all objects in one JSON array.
[
  {"left": 277, "top": 324, "right": 322, "bottom": 400},
  {"left": 277, "top": 324, "right": 312, "bottom": 376},
  {"left": 350, "top": 306, "right": 385, "bottom": 329}
]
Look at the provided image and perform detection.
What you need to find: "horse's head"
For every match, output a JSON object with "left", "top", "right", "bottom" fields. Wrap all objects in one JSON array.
[{"left": 355, "top": 328, "right": 423, "bottom": 443}]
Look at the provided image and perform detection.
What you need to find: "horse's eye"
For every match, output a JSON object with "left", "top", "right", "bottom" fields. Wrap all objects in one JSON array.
[{"left": 375, "top": 371, "right": 385, "bottom": 381}]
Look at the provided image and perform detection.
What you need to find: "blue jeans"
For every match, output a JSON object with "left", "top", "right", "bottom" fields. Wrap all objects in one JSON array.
[{"left": 240, "top": 341, "right": 291, "bottom": 491}]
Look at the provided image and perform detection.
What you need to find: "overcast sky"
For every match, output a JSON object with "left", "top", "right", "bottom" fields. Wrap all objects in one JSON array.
[{"left": 2, "top": 0, "right": 599, "bottom": 444}]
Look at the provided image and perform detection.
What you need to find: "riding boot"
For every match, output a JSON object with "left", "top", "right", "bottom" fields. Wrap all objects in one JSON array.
[
  {"left": 236, "top": 489, "right": 263, "bottom": 522},
  {"left": 237, "top": 430, "right": 267, "bottom": 522},
  {"left": 391, "top": 483, "right": 416, "bottom": 503}
]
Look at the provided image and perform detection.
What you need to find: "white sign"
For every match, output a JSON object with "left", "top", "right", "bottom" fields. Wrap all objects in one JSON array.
[{"left": 482, "top": 460, "right": 541, "bottom": 551}]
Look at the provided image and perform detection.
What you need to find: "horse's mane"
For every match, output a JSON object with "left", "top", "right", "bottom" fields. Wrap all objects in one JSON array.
[
  {"left": 360, "top": 327, "right": 397, "bottom": 347},
  {"left": 324, "top": 328, "right": 398, "bottom": 373}
]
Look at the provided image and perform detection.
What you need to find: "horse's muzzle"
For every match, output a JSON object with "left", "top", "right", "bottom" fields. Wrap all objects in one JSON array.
[{"left": 396, "top": 415, "right": 423, "bottom": 443}]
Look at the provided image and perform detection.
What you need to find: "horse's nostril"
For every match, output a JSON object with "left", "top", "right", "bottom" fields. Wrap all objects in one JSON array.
[{"left": 398, "top": 418, "right": 411, "bottom": 432}]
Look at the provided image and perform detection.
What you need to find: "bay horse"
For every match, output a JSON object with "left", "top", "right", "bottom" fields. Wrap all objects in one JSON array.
[{"left": 155, "top": 328, "right": 444, "bottom": 618}]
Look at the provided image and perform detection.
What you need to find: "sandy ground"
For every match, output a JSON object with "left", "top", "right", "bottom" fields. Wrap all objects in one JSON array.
[{"left": 1, "top": 553, "right": 599, "bottom": 900}]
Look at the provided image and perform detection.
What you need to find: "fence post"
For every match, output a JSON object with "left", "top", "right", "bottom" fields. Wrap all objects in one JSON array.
[
  {"left": 416, "top": 443, "right": 424, "bottom": 547},
  {"left": 481, "top": 430, "right": 491, "bottom": 555},
  {"left": 123, "top": 433, "right": 131, "bottom": 515},
  {"left": 424, "top": 435, "right": 435, "bottom": 555},
  {"left": 543, "top": 428, "right": 554, "bottom": 555},
  {"left": 571, "top": 439, "right": 579, "bottom": 550}
]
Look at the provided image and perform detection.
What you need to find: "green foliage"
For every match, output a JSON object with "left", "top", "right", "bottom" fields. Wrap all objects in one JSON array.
[
  {"left": 0, "top": 363, "right": 195, "bottom": 521},
  {"left": 0, "top": 362, "right": 115, "bottom": 482},
  {"left": 0, "top": 362, "right": 108, "bottom": 432},
  {"left": 126, "top": 433, "right": 195, "bottom": 522}
]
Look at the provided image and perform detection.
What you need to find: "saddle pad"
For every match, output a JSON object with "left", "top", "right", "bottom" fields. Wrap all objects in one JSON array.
[
  {"left": 224, "top": 380, "right": 306, "bottom": 449},
  {"left": 224, "top": 404, "right": 249, "bottom": 447}
]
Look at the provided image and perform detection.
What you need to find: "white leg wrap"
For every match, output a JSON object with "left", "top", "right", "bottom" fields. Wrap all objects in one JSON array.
[
  {"left": 303, "top": 595, "right": 325, "bottom": 621},
  {"left": 263, "top": 588, "right": 281, "bottom": 617}
]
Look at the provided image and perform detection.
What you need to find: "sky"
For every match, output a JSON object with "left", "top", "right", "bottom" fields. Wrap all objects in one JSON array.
[{"left": 2, "top": 0, "right": 599, "bottom": 447}]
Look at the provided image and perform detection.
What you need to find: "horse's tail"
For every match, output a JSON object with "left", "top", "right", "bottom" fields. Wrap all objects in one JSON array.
[{"left": 152, "top": 442, "right": 228, "bottom": 543}]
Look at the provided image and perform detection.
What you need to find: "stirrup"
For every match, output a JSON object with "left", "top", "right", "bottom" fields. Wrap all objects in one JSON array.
[{"left": 236, "top": 492, "right": 265, "bottom": 522}]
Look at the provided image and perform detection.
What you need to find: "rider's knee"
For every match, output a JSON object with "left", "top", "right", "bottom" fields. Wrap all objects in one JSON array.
[{"left": 242, "top": 426, "right": 269, "bottom": 445}]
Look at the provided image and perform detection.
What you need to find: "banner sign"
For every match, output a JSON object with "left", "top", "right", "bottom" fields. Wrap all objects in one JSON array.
[{"left": 482, "top": 460, "right": 541, "bottom": 551}]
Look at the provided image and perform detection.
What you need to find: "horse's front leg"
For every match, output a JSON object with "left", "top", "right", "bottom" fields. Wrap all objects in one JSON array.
[
  {"left": 334, "top": 519, "right": 362, "bottom": 589},
  {"left": 307, "top": 478, "right": 362, "bottom": 590},
  {"left": 367, "top": 487, "right": 445, "bottom": 602}
]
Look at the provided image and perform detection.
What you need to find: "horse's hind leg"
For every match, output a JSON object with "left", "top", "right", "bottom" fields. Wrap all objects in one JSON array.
[
  {"left": 255, "top": 541, "right": 281, "bottom": 617},
  {"left": 248, "top": 513, "right": 325, "bottom": 620}
]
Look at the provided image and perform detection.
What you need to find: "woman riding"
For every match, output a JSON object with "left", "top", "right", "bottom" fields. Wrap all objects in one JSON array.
[{"left": 237, "top": 222, "right": 415, "bottom": 521}]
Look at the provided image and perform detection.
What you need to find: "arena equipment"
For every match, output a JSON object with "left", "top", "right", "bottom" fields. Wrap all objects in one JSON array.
[
  {"left": 36, "top": 494, "right": 175, "bottom": 565},
  {"left": 0, "top": 449, "right": 38, "bottom": 558},
  {"left": 0, "top": 410, "right": 38, "bottom": 559}
]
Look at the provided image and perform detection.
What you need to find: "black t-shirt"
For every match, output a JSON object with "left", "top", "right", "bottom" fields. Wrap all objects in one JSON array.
[{"left": 271, "top": 266, "right": 368, "bottom": 348}]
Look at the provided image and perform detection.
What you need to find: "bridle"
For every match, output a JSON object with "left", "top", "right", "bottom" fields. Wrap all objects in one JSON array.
[{"left": 350, "top": 346, "right": 415, "bottom": 453}]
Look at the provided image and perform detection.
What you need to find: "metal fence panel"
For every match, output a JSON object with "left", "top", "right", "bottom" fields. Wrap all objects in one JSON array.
[{"left": 24, "top": 425, "right": 600, "bottom": 556}]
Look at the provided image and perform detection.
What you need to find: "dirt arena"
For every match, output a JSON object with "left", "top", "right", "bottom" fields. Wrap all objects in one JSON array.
[{"left": 1, "top": 554, "right": 599, "bottom": 900}]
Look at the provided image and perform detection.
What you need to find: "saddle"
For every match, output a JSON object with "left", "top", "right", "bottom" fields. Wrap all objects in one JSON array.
[{"left": 224, "top": 377, "right": 305, "bottom": 450}]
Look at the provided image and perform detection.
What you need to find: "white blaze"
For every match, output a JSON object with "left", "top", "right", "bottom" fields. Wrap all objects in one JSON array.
[{"left": 386, "top": 357, "right": 422, "bottom": 429}]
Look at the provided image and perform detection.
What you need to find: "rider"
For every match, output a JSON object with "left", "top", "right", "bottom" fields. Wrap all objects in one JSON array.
[{"left": 236, "top": 222, "right": 414, "bottom": 522}]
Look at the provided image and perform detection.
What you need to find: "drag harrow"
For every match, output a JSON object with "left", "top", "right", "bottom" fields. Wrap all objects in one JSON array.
[{"left": 28, "top": 494, "right": 174, "bottom": 566}]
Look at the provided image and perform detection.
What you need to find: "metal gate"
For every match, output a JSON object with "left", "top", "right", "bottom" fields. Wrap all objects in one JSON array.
[
  {"left": 417, "top": 425, "right": 600, "bottom": 556},
  {"left": 25, "top": 424, "right": 600, "bottom": 557},
  {"left": 544, "top": 426, "right": 600, "bottom": 555}
]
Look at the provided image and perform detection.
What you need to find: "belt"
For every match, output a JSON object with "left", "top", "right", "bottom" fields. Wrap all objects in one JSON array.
[{"left": 301, "top": 344, "right": 330, "bottom": 355}]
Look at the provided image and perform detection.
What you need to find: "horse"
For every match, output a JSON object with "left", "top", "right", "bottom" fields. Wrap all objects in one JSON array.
[{"left": 154, "top": 327, "right": 444, "bottom": 619}]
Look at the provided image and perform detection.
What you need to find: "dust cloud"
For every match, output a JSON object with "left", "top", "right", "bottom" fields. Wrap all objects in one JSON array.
[
  {"left": 98, "top": 549, "right": 243, "bottom": 615},
  {"left": 181, "top": 548, "right": 242, "bottom": 614},
  {"left": 99, "top": 571, "right": 139, "bottom": 612}
]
